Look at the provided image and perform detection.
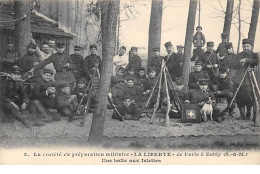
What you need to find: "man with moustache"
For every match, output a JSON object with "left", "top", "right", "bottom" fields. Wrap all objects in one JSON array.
[{"left": 1, "top": 39, "right": 19, "bottom": 73}]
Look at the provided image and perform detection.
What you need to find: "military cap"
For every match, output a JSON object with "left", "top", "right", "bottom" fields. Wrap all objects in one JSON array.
[
  {"left": 122, "top": 94, "right": 132, "bottom": 101},
  {"left": 74, "top": 45, "right": 81, "bottom": 51},
  {"left": 42, "top": 68, "right": 54, "bottom": 75},
  {"left": 195, "top": 60, "right": 203, "bottom": 66},
  {"left": 176, "top": 45, "right": 184, "bottom": 48},
  {"left": 198, "top": 78, "right": 209, "bottom": 85},
  {"left": 148, "top": 67, "right": 157, "bottom": 72},
  {"left": 225, "top": 42, "right": 233, "bottom": 49},
  {"left": 7, "top": 39, "right": 14, "bottom": 43},
  {"left": 219, "top": 67, "right": 228, "bottom": 73},
  {"left": 120, "top": 46, "right": 126, "bottom": 50},
  {"left": 117, "top": 78, "right": 126, "bottom": 83},
  {"left": 128, "top": 66, "right": 135, "bottom": 71},
  {"left": 57, "top": 82, "right": 70, "bottom": 88},
  {"left": 28, "top": 43, "right": 37, "bottom": 49},
  {"left": 56, "top": 42, "right": 65, "bottom": 48},
  {"left": 207, "top": 41, "right": 214, "bottom": 47},
  {"left": 242, "top": 39, "right": 252, "bottom": 45},
  {"left": 153, "top": 47, "right": 160, "bottom": 52},
  {"left": 118, "top": 67, "right": 125, "bottom": 72},
  {"left": 130, "top": 47, "right": 138, "bottom": 51},
  {"left": 90, "top": 44, "right": 97, "bottom": 49},
  {"left": 196, "top": 26, "right": 202, "bottom": 30},
  {"left": 137, "top": 67, "right": 145, "bottom": 71},
  {"left": 77, "top": 77, "right": 87, "bottom": 84},
  {"left": 126, "top": 77, "right": 135, "bottom": 82},
  {"left": 164, "top": 41, "right": 173, "bottom": 48},
  {"left": 11, "top": 65, "right": 22, "bottom": 73},
  {"left": 221, "top": 33, "right": 228, "bottom": 39}
]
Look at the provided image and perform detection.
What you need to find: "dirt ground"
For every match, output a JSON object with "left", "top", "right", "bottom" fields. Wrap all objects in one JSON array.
[{"left": 1, "top": 103, "right": 260, "bottom": 149}]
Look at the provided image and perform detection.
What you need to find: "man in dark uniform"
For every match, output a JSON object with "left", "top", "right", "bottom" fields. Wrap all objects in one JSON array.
[
  {"left": 124, "top": 66, "right": 138, "bottom": 84},
  {"left": 216, "top": 33, "right": 229, "bottom": 59},
  {"left": 164, "top": 41, "right": 182, "bottom": 81},
  {"left": 29, "top": 68, "right": 58, "bottom": 123},
  {"left": 148, "top": 47, "right": 163, "bottom": 73},
  {"left": 199, "top": 41, "right": 219, "bottom": 81},
  {"left": 111, "top": 78, "right": 126, "bottom": 106},
  {"left": 135, "top": 67, "right": 147, "bottom": 89},
  {"left": 112, "top": 95, "right": 139, "bottom": 121},
  {"left": 0, "top": 66, "right": 32, "bottom": 127},
  {"left": 189, "top": 79, "right": 223, "bottom": 122},
  {"left": 1, "top": 39, "right": 19, "bottom": 73},
  {"left": 176, "top": 45, "right": 184, "bottom": 57},
  {"left": 127, "top": 47, "right": 142, "bottom": 72},
  {"left": 18, "top": 43, "right": 41, "bottom": 74},
  {"left": 83, "top": 44, "right": 102, "bottom": 82},
  {"left": 212, "top": 67, "right": 235, "bottom": 116},
  {"left": 70, "top": 45, "right": 84, "bottom": 81},
  {"left": 123, "top": 78, "right": 142, "bottom": 106},
  {"left": 111, "top": 67, "right": 125, "bottom": 87},
  {"left": 223, "top": 42, "right": 237, "bottom": 77},
  {"left": 232, "top": 39, "right": 259, "bottom": 120},
  {"left": 34, "top": 42, "right": 76, "bottom": 85},
  {"left": 188, "top": 60, "right": 211, "bottom": 91}
]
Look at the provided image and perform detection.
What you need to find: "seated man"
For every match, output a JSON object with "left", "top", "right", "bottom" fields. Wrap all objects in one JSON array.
[
  {"left": 123, "top": 66, "right": 137, "bottom": 84},
  {"left": 188, "top": 60, "right": 211, "bottom": 91},
  {"left": 123, "top": 78, "right": 142, "bottom": 107},
  {"left": 212, "top": 67, "right": 235, "bottom": 116},
  {"left": 111, "top": 78, "right": 126, "bottom": 106},
  {"left": 1, "top": 66, "right": 33, "bottom": 127},
  {"left": 56, "top": 83, "right": 84, "bottom": 122},
  {"left": 112, "top": 95, "right": 140, "bottom": 121},
  {"left": 161, "top": 79, "right": 190, "bottom": 119},
  {"left": 135, "top": 67, "right": 147, "bottom": 89},
  {"left": 29, "top": 68, "right": 59, "bottom": 123},
  {"left": 111, "top": 67, "right": 125, "bottom": 87},
  {"left": 189, "top": 79, "right": 223, "bottom": 122}
]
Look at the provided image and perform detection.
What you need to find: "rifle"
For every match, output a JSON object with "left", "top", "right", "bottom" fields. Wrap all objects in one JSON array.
[
  {"left": 135, "top": 68, "right": 162, "bottom": 119},
  {"left": 163, "top": 67, "right": 170, "bottom": 127},
  {"left": 165, "top": 67, "right": 182, "bottom": 111},
  {"left": 150, "top": 60, "right": 164, "bottom": 124},
  {"left": 108, "top": 94, "right": 124, "bottom": 121}
]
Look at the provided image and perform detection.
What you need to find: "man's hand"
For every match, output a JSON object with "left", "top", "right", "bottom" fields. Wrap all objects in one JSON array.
[
  {"left": 240, "top": 58, "right": 247, "bottom": 63},
  {"left": 11, "top": 102, "right": 19, "bottom": 110},
  {"left": 64, "top": 63, "right": 70, "bottom": 68},
  {"left": 21, "top": 103, "right": 27, "bottom": 110},
  {"left": 216, "top": 91, "right": 221, "bottom": 95},
  {"left": 47, "top": 87, "right": 55, "bottom": 94},
  {"left": 213, "top": 85, "right": 218, "bottom": 91},
  {"left": 31, "top": 38, "right": 37, "bottom": 45},
  {"left": 213, "top": 64, "right": 218, "bottom": 68},
  {"left": 207, "top": 65, "right": 213, "bottom": 68}
]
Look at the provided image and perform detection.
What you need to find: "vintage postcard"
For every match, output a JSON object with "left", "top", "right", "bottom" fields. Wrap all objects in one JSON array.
[{"left": 0, "top": 0, "right": 260, "bottom": 165}]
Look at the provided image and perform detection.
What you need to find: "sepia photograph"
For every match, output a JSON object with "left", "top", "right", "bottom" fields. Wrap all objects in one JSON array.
[{"left": 0, "top": 0, "right": 259, "bottom": 165}]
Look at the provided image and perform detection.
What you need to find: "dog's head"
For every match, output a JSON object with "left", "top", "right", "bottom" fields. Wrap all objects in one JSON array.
[{"left": 205, "top": 97, "right": 212, "bottom": 104}]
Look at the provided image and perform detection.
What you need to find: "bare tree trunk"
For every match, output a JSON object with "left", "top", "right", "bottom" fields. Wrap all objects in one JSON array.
[
  {"left": 182, "top": 0, "right": 197, "bottom": 93},
  {"left": 248, "top": 0, "right": 259, "bottom": 50},
  {"left": 14, "top": 0, "right": 32, "bottom": 58},
  {"left": 147, "top": 0, "right": 163, "bottom": 69},
  {"left": 88, "top": 0, "right": 120, "bottom": 146},
  {"left": 223, "top": 0, "right": 234, "bottom": 41},
  {"left": 237, "top": 0, "right": 241, "bottom": 54}
]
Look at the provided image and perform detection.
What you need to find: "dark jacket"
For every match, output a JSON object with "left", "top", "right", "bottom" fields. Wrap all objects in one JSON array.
[
  {"left": 70, "top": 54, "right": 84, "bottom": 79},
  {"left": 199, "top": 51, "right": 219, "bottom": 80},
  {"left": 83, "top": 54, "right": 102, "bottom": 79},
  {"left": 188, "top": 71, "right": 211, "bottom": 90},
  {"left": 163, "top": 52, "right": 182, "bottom": 81},
  {"left": 216, "top": 42, "right": 228, "bottom": 57},
  {"left": 149, "top": 56, "right": 163, "bottom": 72},
  {"left": 18, "top": 53, "right": 41, "bottom": 72},
  {"left": 127, "top": 55, "right": 142, "bottom": 71},
  {"left": 212, "top": 77, "right": 233, "bottom": 93}
]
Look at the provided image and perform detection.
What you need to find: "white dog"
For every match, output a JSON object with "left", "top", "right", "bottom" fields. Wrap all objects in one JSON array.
[{"left": 200, "top": 97, "right": 213, "bottom": 121}]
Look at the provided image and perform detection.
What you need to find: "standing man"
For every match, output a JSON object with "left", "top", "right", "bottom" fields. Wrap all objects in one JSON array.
[
  {"left": 48, "top": 39, "right": 57, "bottom": 54},
  {"left": 1, "top": 39, "right": 19, "bottom": 73},
  {"left": 193, "top": 26, "right": 206, "bottom": 58},
  {"left": 34, "top": 42, "right": 75, "bottom": 85},
  {"left": 232, "top": 39, "right": 259, "bottom": 120},
  {"left": 113, "top": 46, "right": 128, "bottom": 76},
  {"left": 70, "top": 45, "right": 84, "bottom": 81},
  {"left": 148, "top": 47, "right": 163, "bottom": 73},
  {"left": 164, "top": 41, "right": 182, "bottom": 81},
  {"left": 199, "top": 41, "right": 219, "bottom": 81},
  {"left": 216, "top": 33, "right": 229, "bottom": 59},
  {"left": 127, "top": 47, "right": 142, "bottom": 72},
  {"left": 18, "top": 43, "right": 41, "bottom": 74},
  {"left": 83, "top": 44, "right": 102, "bottom": 82},
  {"left": 176, "top": 45, "right": 184, "bottom": 57}
]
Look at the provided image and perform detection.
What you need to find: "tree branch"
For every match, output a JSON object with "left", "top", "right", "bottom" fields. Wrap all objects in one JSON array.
[{"left": 217, "top": 0, "right": 226, "bottom": 13}]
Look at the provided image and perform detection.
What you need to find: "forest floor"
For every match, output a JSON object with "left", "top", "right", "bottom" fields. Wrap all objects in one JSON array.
[{"left": 0, "top": 102, "right": 260, "bottom": 150}]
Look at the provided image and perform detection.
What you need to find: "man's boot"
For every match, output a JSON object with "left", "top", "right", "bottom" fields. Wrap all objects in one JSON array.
[
  {"left": 237, "top": 107, "right": 246, "bottom": 120},
  {"left": 11, "top": 110, "right": 30, "bottom": 128},
  {"left": 246, "top": 105, "right": 252, "bottom": 120}
]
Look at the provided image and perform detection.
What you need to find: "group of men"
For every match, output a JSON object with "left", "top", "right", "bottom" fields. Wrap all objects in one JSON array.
[{"left": 0, "top": 30, "right": 259, "bottom": 127}]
